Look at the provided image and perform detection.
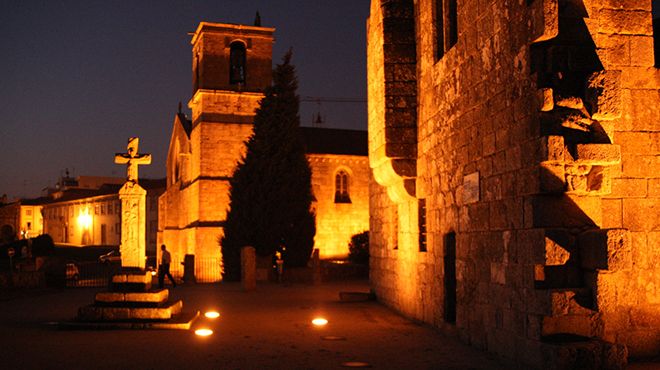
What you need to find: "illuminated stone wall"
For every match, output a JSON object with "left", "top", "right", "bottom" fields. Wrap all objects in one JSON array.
[
  {"left": 368, "top": 0, "right": 660, "bottom": 367},
  {"left": 309, "top": 154, "right": 370, "bottom": 259}
]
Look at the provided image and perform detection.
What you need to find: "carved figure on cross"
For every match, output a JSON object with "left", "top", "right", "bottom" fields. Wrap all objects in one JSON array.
[{"left": 115, "top": 137, "right": 152, "bottom": 183}]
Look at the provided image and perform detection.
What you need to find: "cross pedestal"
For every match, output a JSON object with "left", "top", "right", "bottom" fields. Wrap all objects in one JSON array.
[
  {"left": 118, "top": 182, "right": 147, "bottom": 269},
  {"left": 114, "top": 137, "right": 152, "bottom": 270}
]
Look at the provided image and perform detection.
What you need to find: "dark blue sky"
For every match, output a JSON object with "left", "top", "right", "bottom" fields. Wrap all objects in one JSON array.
[{"left": 0, "top": 1, "right": 370, "bottom": 200}]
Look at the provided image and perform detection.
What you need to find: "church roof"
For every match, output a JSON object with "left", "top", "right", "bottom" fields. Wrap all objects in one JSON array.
[
  {"left": 299, "top": 127, "right": 367, "bottom": 156},
  {"left": 177, "top": 113, "right": 193, "bottom": 138}
]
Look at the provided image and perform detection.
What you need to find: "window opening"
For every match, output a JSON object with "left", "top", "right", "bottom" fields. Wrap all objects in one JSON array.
[
  {"left": 334, "top": 170, "right": 351, "bottom": 203},
  {"left": 418, "top": 199, "right": 427, "bottom": 252},
  {"left": 654, "top": 1, "right": 659, "bottom": 67},
  {"left": 434, "top": 0, "right": 458, "bottom": 61},
  {"left": 230, "top": 42, "right": 247, "bottom": 85},
  {"left": 444, "top": 232, "right": 457, "bottom": 323}
]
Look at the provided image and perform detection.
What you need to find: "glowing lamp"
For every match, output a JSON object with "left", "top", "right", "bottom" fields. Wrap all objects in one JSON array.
[
  {"left": 77, "top": 213, "right": 92, "bottom": 229},
  {"left": 312, "top": 318, "right": 328, "bottom": 327},
  {"left": 150, "top": 270, "right": 157, "bottom": 276},
  {"left": 204, "top": 311, "right": 220, "bottom": 319},
  {"left": 195, "top": 328, "right": 213, "bottom": 336}
]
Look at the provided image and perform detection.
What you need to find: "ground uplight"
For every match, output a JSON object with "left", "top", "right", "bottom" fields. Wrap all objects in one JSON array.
[
  {"left": 195, "top": 328, "right": 213, "bottom": 336},
  {"left": 205, "top": 311, "right": 220, "bottom": 319},
  {"left": 312, "top": 317, "right": 328, "bottom": 326}
]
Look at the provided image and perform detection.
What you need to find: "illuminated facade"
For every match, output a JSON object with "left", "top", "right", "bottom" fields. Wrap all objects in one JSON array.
[
  {"left": 368, "top": 0, "right": 660, "bottom": 368},
  {"left": 158, "top": 21, "right": 369, "bottom": 282},
  {"left": 0, "top": 200, "right": 44, "bottom": 242},
  {"left": 42, "top": 179, "right": 164, "bottom": 253}
]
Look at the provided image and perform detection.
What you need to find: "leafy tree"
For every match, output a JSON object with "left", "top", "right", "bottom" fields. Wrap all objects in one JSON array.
[
  {"left": 348, "top": 231, "right": 369, "bottom": 266},
  {"left": 221, "top": 51, "right": 315, "bottom": 281}
]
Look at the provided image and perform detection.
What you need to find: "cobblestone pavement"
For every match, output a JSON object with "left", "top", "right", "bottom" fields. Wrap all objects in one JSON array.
[{"left": 0, "top": 281, "right": 506, "bottom": 369}]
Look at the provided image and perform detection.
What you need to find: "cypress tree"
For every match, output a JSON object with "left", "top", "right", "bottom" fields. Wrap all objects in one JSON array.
[{"left": 221, "top": 51, "right": 315, "bottom": 281}]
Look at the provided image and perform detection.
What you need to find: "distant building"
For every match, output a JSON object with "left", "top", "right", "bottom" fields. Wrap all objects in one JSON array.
[
  {"left": 158, "top": 21, "right": 369, "bottom": 282},
  {"left": 42, "top": 178, "right": 165, "bottom": 254},
  {"left": 0, "top": 198, "right": 45, "bottom": 243}
]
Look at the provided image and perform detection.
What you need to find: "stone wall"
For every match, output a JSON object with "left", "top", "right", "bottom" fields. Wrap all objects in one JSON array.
[
  {"left": 368, "top": 0, "right": 660, "bottom": 367},
  {"left": 309, "top": 154, "right": 370, "bottom": 259}
]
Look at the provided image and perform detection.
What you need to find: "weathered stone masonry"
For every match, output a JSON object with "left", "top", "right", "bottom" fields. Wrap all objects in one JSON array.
[{"left": 368, "top": 0, "right": 660, "bottom": 368}]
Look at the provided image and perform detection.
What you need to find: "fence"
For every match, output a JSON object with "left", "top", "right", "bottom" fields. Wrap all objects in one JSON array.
[
  {"left": 169, "top": 255, "right": 222, "bottom": 283},
  {"left": 65, "top": 261, "right": 121, "bottom": 288}
]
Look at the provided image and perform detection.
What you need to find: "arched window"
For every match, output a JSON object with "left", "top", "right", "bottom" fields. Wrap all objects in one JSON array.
[
  {"left": 229, "top": 42, "right": 246, "bottom": 85},
  {"left": 334, "top": 170, "right": 351, "bottom": 203}
]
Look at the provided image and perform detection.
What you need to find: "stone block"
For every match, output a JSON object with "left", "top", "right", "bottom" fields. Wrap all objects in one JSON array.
[
  {"left": 650, "top": 179, "right": 660, "bottom": 197},
  {"left": 571, "top": 144, "right": 621, "bottom": 165},
  {"left": 578, "top": 229, "right": 631, "bottom": 271},
  {"left": 618, "top": 329, "right": 660, "bottom": 358},
  {"left": 535, "top": 265, "right": 583, "bottom": 289},
  {"left": 610, "top": 178, "right": 647, "bottom": 198},
  {"left": 585, "top": 71, "right": 622, "bottom": 121},
  {"left": 623, "top": 198, "right": 660, "bottom": 231},
  {"left": 541, "top": 313, "right": 598, "bottom": 338},
  {"left": 540, "top": 135, "right": 566, "bottom": 162},
  {"left": 542, "top": 229, "right": 574, "bottom": 266},
  {"left": 112, "top": 272, "right": 152, "bottom": 285},
  {"left": 601, "top": 199, "right": 622, "bottom": 229},
  {"left": 523, "top": 195, "right": 601, "bottom": 229},
  {"left": 630, "top": 36, "right": 655, "bottom": 67},
  {"left": 95, "top": 292, "right": 126, "bottom": 303},
  {"left": 538, "top": 88, "right": 554, "bottom": 111},
  {"left": 529, "top": 0, "right": 559, "bottom": 43},
  {"left": 547, "top": 289, "right": 595, "bottom": 316},
  {"left": 598, "top": 9, "right": 653, "bottom": 35},
  {"left": 124, "top": 290, "right": 168, "bottom": 303}
]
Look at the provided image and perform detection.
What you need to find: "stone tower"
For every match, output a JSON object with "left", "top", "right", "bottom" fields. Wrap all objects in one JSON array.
[{"left": 159, "top": 22, "right": 274, "bottom": 282}]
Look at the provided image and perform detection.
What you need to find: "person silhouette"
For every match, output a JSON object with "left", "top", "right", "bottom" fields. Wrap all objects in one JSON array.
[{"left": 158, "top": 244, "right": 176, "bottom": 288}]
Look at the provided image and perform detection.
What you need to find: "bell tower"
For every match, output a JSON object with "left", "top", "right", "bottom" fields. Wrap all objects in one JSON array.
[{"left": 184, "top": 21, "right": 274, "bottom": 281}]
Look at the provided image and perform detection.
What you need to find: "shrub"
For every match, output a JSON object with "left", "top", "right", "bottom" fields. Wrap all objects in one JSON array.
[{"left": 348, "top": 231, "right": 369, "bottom": 266}]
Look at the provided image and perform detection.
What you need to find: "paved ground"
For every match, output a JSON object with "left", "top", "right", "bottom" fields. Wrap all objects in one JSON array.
[{"left": 0, "top": 281, "right": 509, "bottom": 370}]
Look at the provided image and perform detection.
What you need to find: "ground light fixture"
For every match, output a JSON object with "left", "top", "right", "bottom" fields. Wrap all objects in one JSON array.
[
  {"left": 312, "top": 317, "right": 328, "bottom": 327},
  {"left": 194, "top": 328, "right": 213, "bottom": 336},
  {"left": 205, "top": 311, "right": 220, "bottom": 319}
]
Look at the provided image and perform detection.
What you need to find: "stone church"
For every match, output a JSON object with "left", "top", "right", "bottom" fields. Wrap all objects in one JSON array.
[
  {"left": 368, "top": 0, "right": 659, "bottom": 368},
  {"left": 158, "top": 22, "right": 369, "bottom": 282}
]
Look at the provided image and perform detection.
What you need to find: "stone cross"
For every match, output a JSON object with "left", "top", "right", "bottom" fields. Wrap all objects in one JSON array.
[
  {"left": 114, "top": 137, "right": 151, "bottom": 269},
  {"left": 114, "top": 137, "right": 152, "bottom": 183}
]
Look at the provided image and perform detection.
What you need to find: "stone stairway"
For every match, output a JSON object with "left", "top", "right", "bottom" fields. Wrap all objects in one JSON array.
[
  {"left": 526, "top": 25, "right": 629, "bottom": 365},
  {"left": 62, "top": 270, "right": 198, "bottom": 330}
]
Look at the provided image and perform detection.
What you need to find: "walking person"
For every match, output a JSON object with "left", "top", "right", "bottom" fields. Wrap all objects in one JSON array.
[{"left": 158, "top": 244, "right": 176, "bottom": 288}]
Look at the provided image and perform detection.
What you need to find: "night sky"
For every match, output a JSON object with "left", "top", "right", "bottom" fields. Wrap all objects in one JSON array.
[
  {"left": 2, "top": 2, "right": 659, "bottom": 200},
  {"left": 0, "top": 1, "right": 370, "bottom": 200}
]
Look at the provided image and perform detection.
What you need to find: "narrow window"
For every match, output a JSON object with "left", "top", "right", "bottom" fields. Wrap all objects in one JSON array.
[
  {"left": 654, "top": 3, "right": 659, "bottom": 68},
  {"left": 434, "top": 0, "right": 445, "bottom": 60},
  {"left": 447, "top": 0, "right": 458, "bottom": 48},
  {"left": 418, "top": 199, "right": 427, "bottom": 252},
  {"left": 444, "top": 232, "right": 457, "bottom": 324},
  {"left": 434, "top": 0, "right": 458, "bottom": 61},
  {"left": 334, "top": 170, "right": 351, "bottom": 203},
  {"left": 229, "top": 42, "right": 247, "bottom": 85}
]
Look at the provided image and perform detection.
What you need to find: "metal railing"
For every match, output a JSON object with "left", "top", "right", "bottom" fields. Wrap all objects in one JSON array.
[{"left": 65, "top": 261, "right": 121, "bottom": 288}]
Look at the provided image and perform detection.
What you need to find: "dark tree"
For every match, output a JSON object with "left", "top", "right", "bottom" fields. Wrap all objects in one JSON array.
[{"left": 221, "top": 51, "right": 315, "bottom": 281}]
